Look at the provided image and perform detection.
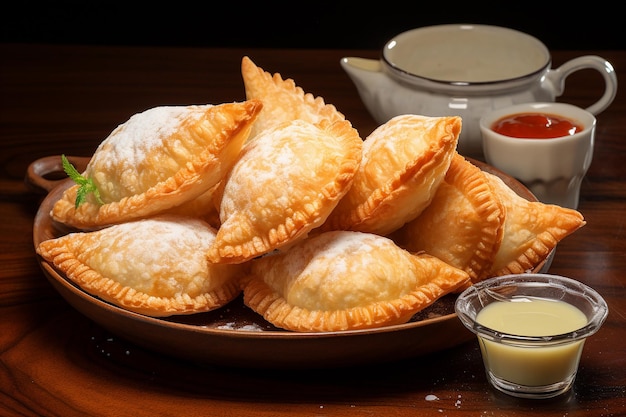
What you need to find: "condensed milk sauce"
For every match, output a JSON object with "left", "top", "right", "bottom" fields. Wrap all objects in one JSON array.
[{"left": 475, "top": 298, "right": 588, "bottom": 386}]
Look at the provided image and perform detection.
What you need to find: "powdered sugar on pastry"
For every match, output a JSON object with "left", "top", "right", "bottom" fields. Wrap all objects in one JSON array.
[
  {"left": 93, "top": 105, "right": 210, "bottom": 166},
  {"left": 80, "top": 216, "right": 216, "bottom": 295},
  {"left": 36, "top": 215, "right": 244, "bottom": 316},
  {"left": 209, "top": 119, "right": 362, "bottom": 264},
  {"left": 242, "top": 230, "right": 470, "bottom": 332},
  {"left": 86, "top": 105, "right": 212, "bottom": 201},
  {"left": 51, "top": 100, "right": 262, "bottom": 229}
]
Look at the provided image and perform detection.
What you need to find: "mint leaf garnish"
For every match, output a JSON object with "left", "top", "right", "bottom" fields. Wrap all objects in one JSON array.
[{"left": 61, "top": 154, "right": 104, "bottom": 208}]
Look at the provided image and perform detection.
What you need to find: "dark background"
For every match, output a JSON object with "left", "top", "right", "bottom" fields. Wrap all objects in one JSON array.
[{"left": 2, "top": 2, "right": 624, "bottom": 50}]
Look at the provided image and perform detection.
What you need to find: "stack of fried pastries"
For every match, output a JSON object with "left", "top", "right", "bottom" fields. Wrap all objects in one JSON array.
[{"left": 36, "top": 56, "right": 585, "bottom": 332}]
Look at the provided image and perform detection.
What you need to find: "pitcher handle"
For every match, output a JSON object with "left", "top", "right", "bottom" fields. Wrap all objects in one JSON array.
[{"left": 548, "top": 55, "right": 617, "bottom": 115}]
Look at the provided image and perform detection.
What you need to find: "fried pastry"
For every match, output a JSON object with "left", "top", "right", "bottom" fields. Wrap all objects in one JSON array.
[
  {"left": 51, "top": 100, "right": 262, "bottom": 229},
  {"left": 241, "top": 230, "right": 470, "bottom": 332},
  {"left": 164, "top": 183, "right": 222, "bottom": 229},
  {"left": 36, "top": 215, "right": 244, "bottom": 317},
  {"left": 393, "top": 153, "right": 505, "bottom": 283},
  {"left": 484, "top": 172, "right": 586, "bottom": 276},
  {"left": 241, "top": 56, "right": 345, "bottom": 139},
  {"left": 207, "top": 118, "right": 363, "bottom": 264},
  {"left": 321, "top": 114, "right": 461, "bottom": 236}
]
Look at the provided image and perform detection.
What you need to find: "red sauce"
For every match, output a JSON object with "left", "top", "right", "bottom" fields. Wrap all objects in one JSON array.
[{"left": 491, "top": 112, "right": 583, "bottom": 139}]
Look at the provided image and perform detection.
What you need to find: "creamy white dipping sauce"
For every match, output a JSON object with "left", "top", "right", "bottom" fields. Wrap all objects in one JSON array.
[{"left": 476, "top": 298, "right": 588, "bottom": 386}]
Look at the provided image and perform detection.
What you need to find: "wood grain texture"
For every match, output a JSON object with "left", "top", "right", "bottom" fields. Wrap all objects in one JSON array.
[{"left": 1, "top": 44, "right": 624, "bottom": 417}]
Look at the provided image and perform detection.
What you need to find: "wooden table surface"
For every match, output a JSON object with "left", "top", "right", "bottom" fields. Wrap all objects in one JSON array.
[{"left": 1, "top": 44, "right": 624, "bottom": 416}]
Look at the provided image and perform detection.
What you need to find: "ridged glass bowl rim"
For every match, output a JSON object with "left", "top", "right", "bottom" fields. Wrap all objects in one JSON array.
[{"left": 454, "top": 273, "right": 608, "bottom": 346}]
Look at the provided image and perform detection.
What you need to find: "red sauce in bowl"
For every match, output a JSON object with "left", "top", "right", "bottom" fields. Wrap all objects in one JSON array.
[{"left": 492, "top": 113, "right": 583, "bottom": 139}]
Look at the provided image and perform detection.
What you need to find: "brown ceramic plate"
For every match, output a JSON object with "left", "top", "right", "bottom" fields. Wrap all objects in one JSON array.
[{"left": 29, "top": 155, "right": 551, "bottom": 369}]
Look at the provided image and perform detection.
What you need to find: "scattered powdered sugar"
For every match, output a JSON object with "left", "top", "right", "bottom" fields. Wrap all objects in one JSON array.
[
  {"left": 215, "top": 322, "right": 265, "bottom": 331},
  {"left": 279, "top": 231, "right": 421, "bottom": 310},
  {"left": 90, "top": 216, "right": 215, "bottom": 294},
  {"left": 287, "top": 231, "right": 389, "bottom": 286},
  {"left": 90, "top": 104, "right": 212, "bottom": 169},
  {"left": 220, "top": 119, "right": 353, "bottom": 241},
  {"left": 362, "top": 114, "right": 436, "bottom": 166},
  {"left": 100, "top": 215, "right": 213, "bottom": 249},
  {"left": 305, "top": 231, "right": 412, "bottom": 283},
  {"left": 307, "top": 231, "right": 390, "bottom": 265}
]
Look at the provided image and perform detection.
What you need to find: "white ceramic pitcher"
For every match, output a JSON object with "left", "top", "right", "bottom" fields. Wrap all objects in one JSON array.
[{"left": 341, "top": 24, "right": 617, "bottom": 160}]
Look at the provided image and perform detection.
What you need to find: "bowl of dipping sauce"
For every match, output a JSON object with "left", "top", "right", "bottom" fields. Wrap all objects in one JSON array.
[
  {"left": 455, "top": 273, "right": 608, "bottom": 399},
  {"left": 480, "top": 102, "right": 596, "bottom": 209},
  {"left": 490, "top": 112, "right": 583, "bottom": 139}
]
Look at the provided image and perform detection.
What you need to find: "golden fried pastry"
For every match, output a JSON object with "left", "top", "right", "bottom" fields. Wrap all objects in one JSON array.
[
  {"left": 393, "top": 153, "right": 505, "bottom": 283},
  {"left": 51, "top": 100, "right": 262, "bottom": 229},
  {"left": 164, "top": 183, "right": 222, "bottom": 229},
  {"left": 241, "top": 56, "right": 345, "bottom": 139},
  {"left": 241, "top": 230, "right": 470, "bottom": 332},
  {"left": 484, "top": 172, "right": 586, "bottom": 276},
  {"left": 321, "top": 114, "right": 461, "bottom": 236},
  {"left": 36, "top": 215, "right": 244, "bottom": 317},
  {"left": 207, "top": 118, "right": 363, "bottom": 264}
]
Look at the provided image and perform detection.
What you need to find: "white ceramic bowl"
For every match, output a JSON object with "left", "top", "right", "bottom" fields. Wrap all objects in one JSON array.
[{"left": 480, "top": 102, "right": 596, "bottom": 209}]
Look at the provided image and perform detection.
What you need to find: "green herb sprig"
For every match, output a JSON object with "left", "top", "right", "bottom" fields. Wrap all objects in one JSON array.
[{"left": 61, "top": 154, "right": 104, "bottom": 208}]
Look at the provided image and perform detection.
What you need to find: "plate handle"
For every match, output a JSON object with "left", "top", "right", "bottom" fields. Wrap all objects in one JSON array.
[{"left": 25, "top": 155, "right": 90, "bottom": 194}]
